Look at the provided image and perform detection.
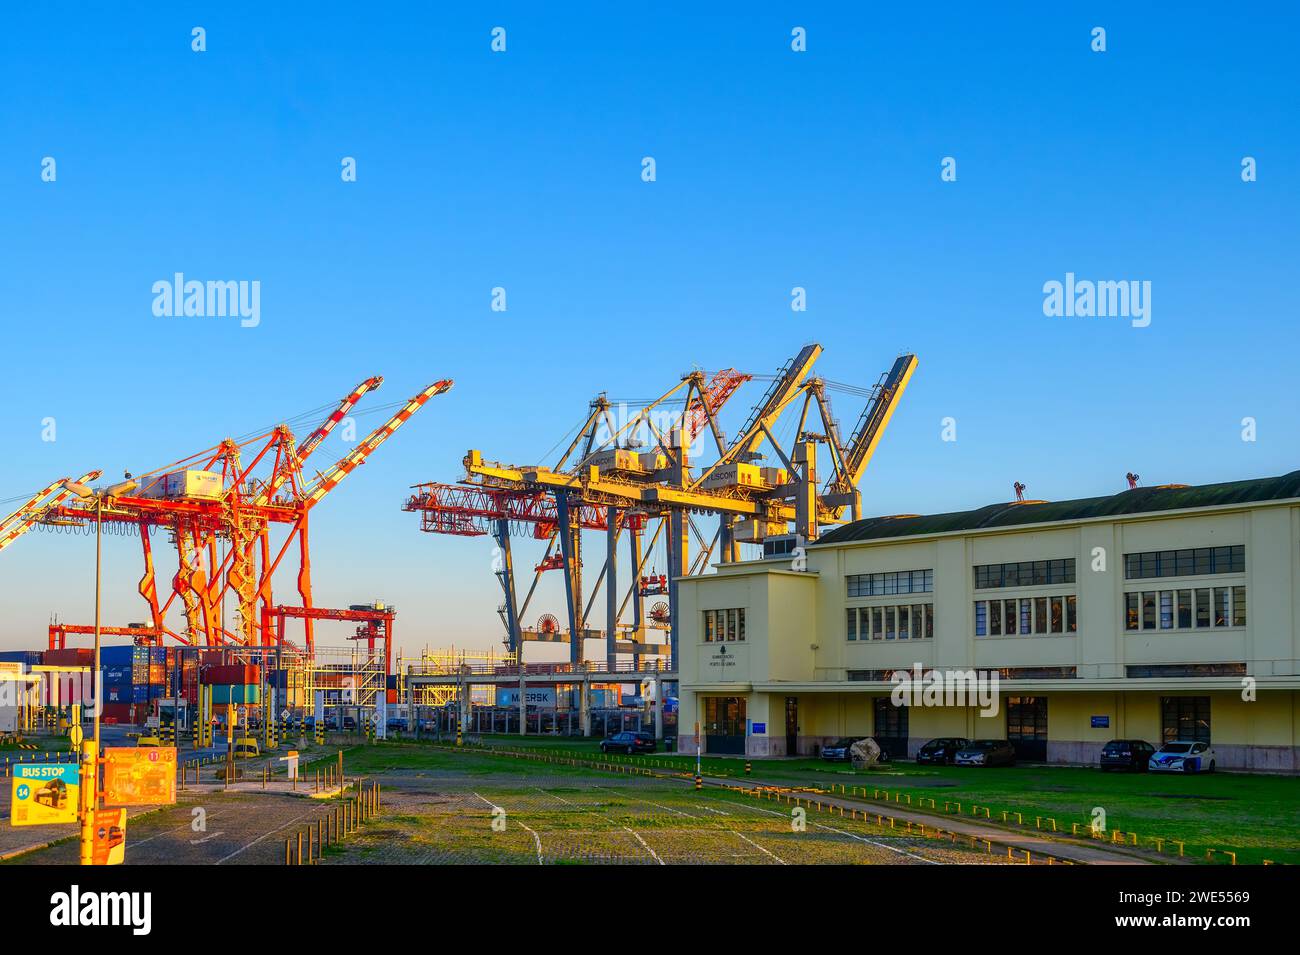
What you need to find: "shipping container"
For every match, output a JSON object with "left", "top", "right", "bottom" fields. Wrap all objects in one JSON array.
[
  {"left": 0, "top": 649, "right": 43, "bottom": 666},
  {"left": 43, "top": 648, "right": 95, "bottom": 667},
  {"left": 201, "top": 664, "right": 261, "bottom": 686},
  {"left": 134, "top": 468, "right": 222, "bottom": 501},
  {"left": 101, "top": 646, "right": 135, "bottom": 666},
  {"left": 147, "top": 663, "right": 165, "bottom": 684},
  {"left": 210, "top": 684, "right": 261, "bottom": 705},
  {"left": 101, "top": 703, "right": 134, "bottom": 725}
]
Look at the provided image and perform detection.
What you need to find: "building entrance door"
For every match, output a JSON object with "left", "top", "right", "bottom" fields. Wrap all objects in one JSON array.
[
  {"left": 703, "top": 696, "right": 746, "bottom": 755},
  {"left": 1007, "top": 696, "right": 1048, "bottom": 761}
]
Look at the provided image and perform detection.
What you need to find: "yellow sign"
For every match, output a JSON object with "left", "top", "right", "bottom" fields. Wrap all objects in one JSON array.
[
  {"left": 92, "top": 808, "right": 126, "bottom": 865},
  {"left": 11, "top": 763, "right": 79, "bottom": 826},
  {"left": 103, "top": 746, "right": 177, "bottom": 806},
  {"left": 69, "top": 725, "right": 84, "bottom": 748}
]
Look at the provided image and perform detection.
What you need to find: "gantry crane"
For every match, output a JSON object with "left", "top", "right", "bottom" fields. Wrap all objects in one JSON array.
[
  {"left": 15, "top": 378, "right": 452, "bottom": 654},
  {"left": 406, "top": 347, "right": 917, "bottom": 672}
]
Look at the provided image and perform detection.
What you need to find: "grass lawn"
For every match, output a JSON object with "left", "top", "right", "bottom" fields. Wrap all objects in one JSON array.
[
  {"left": 332, "top": 742, "right": 1003, "bottom": 865},
  {"left": 416, "top": 734, "right": 1300, "bottom": 865}
]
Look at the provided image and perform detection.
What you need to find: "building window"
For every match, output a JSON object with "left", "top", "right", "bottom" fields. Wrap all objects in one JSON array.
[
  {"left": 1129, "top": 664, "right": 1246, "bottom": 678},
  {"left": 702, "top": 608, "right": 745, "bottom": 643},
  {"left": 1161, "top": 696, "right": 1211, "bottom": 743},
  {"left": 1124, "top": 545, "right": 1244, "bottom": 580},
  {"left": 1125, "top": 585, "right": 1245, "bottom": 632},
  {"left": 974, "top": 595, "right": 1076, "bottom": 637},
  {"left": 847, "top": 569, "right": 933, "bottom": 598},
  {"left": 850, "top": 603, "right": 933, "bottom": 641},
  {"left": 974, "top": 559, "right": 1076, "bottom": 589}
]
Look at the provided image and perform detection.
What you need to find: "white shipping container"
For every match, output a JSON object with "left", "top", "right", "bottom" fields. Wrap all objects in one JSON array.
[{"left": 136, "top": 469, "right": 222, "bottom": 501}]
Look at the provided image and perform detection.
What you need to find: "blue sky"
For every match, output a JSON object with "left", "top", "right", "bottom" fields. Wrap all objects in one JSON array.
[{"left": 0, "top": 3, "right": 1295, "bottom": 654}]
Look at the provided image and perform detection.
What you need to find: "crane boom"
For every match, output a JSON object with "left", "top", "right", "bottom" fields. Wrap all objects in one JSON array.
[
  {"left": 730, "top": 344, "right": 822, "bottom": 458},
  {"left": 0, "top": 469, "right": 103, "bottom": 553},
  {"left": 304, "top": 380, "right": 453, "bottom": 508},
  {"left": 840, "top": 353, "right": 918, "bottom": 489},
  {"left": 296, "top": 375, "right": 384, "bottom": 463},
  {"left": 253, "top": 376, "right": 385, "bottom": 506}
]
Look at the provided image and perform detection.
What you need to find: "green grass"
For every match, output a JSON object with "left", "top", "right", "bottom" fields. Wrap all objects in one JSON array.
[{"left": 397, "top": 734, "right": 1300, "bottom": 865}]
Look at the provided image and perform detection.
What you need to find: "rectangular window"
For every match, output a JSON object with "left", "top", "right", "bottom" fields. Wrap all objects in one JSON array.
[
  {"left": 848, "top": 569, "right": 933, "bottom": 598},
  {"left": 973, "top": 559, "right": 1075, "bottom": 589},
  {"left": 1159, "top": 591, "right": 1174, "bottom": 629},
  {"left": 1003, "top": 599, "right": 1017, "bottom": 635},
  {"left": 1124, "top": 545, "right": 1246, "bottom": 579},
  {"left": 885, "top": 606, "right": 896, "bottom": 640},
  {"left": 897, "top": 605, "right": 910, "bottom": 640},
  {"left": 703, "top": 608, "right": 746, "bottom": 643},
  {"left": 1020, "top": 599, "right": 1032, "bottom": 635},
  {"left": 1142, "top": 592, "right": 1157, "bottom": 630},
  {"left": 872, "top": 607, "right": 884, "bottom": 641},
  {"left": 1232, "top": 586, "right": 1246, "bottom": 626},
  {"left": 1066, "top": 595, "right": 1077, "bottom": 633},
  {"left": 1177, "top": 589, "right": 1192, "bottom": 629},
  {"left": 1033, "top": 597, "right": 1048, "bottom": 634},
  {"left": 1213, "top": 587, "right": 1229, "bottom": 627},
  {"left": 846, "top": 608, "right": 857, "bottom": 642},
  {"left": 1125, "top": 592, "right": 1139, "bottom": 631},
  {"left": 1050, "top": 596, "right": 1063, "bottom": 633},
  {"left": 1195, "top": 588, "right": 1211, "bottom": 629}
]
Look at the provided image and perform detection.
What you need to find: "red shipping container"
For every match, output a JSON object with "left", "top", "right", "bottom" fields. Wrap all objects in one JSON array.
[
  {"left": 43, "top": 648, "right": 94, "bottom": 667},
  {"left": 101, "top": 703, "right": 134, "bottom": 724},
  {"left": 201, "top": 664, "right": 260, "bottom": 685}
]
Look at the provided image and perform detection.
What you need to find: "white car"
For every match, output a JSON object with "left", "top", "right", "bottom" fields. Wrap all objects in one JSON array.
[{"left": 1148, "top": 740, "right": 1216, "bottom": 773}]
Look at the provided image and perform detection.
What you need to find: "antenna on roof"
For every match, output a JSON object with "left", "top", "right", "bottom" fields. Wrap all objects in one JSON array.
[
  {"left": 1126, "top": 472, "right": 1141, "bottom": 490},
  {"left": 1013, "top": 481, "right": 1026, "bottom": 502}
]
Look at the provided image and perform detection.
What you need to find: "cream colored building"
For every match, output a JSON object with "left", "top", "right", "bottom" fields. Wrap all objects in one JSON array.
[{"left": 676, "top": 471, "right": 1300, "bottom": 773}]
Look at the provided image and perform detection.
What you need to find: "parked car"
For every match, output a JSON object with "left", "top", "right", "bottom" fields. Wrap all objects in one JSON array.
[
  {"left": 953, "top": 739, "right": 1017, "bottom": 767},
  {"left": 1149, "top": 740, "right": 1216, "bottom": 773},
  {"left": 600, "top": 731, "right": 656, "bottom": 755},
  {"left": 916, "top": 737, "right": 970, "bottom": 765},
  {"left": 1099, "top": 739, "right": 1155, "bottom": 771}
]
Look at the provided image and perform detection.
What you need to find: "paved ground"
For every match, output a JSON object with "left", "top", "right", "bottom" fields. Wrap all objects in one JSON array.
[{"left": 7, "top": 791, "right": 337, "bottom": 865}]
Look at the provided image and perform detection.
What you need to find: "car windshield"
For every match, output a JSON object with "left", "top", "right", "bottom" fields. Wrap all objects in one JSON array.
[
  {"left": 1160, "top": 743, "right": 1192, "bottom": 754},
  {"left": 832, "top": 739, "right": 857, "bottom": 748},
  {"left": 968, "top": 741, "right": 995, "bottom": 750},
  {"left": 1103, "top": 742, "right": 1126, "bottom": 751}
]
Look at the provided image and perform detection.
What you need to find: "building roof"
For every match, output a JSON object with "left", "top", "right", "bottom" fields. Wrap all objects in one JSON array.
[{"left": 816, "top": 470, "right": 1300, "bottom": 546}]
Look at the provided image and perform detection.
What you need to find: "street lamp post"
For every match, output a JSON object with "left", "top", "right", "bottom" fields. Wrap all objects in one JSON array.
[{"left": 62, "top": 477, "right": 136, "bottom": 866}]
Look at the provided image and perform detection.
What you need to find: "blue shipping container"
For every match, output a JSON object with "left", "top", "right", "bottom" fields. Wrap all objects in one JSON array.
[
  {"left": 101, "top": 646, "right": 135, "bottom": 666},
  {"left": 0, "top": 650, "right": 43, "bottom": 666}
]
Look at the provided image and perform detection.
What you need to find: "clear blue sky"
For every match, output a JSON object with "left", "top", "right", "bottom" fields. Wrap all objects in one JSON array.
[{"left": 1, "top": 3, "right": 1295, "bottom": 654}]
